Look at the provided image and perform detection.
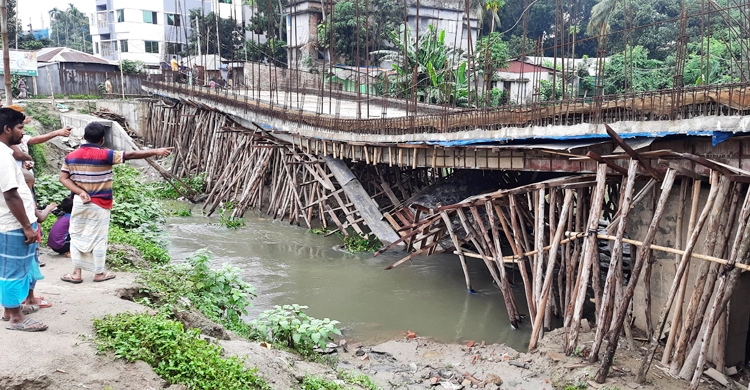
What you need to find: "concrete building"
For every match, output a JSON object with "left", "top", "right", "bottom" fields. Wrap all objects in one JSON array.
[
  {"left": 89, "top": 0, "right": 210, "bottom": 65},
  {"left": 406, "top": 0, "right": 479, "bottom": 53},
  {"left": 284, "top": 0, "right": 478, "bottom": 70}
]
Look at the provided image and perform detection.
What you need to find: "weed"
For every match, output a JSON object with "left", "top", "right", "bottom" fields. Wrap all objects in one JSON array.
[
  {"left": 249, "top": 304, "right": 342, "bottom": 355},
  {"left": 340, "top": 231, "right": 381, "bottom": 252},
  {"left": 171, "top": 208, "right": 193, "bottom": 217},
  {"left": 93, "top": 312, "right": 269, "bottom": 390},
  {"left": 571, "top": 346, "right": 584, "bottom": 357},
  {"left": 40, "top": 213, "right": 57, "bottom": 245},
  {"left": 601, "top": 387, "right": 620, "bottom": 390},
  {"left": 34, "top": 174, "right": 70, "bottom": 207},
  {"left": 337, "top": 370, "right": 380, "bottom": 390},
  {"left": 78, "top": 108, "right": 90, "bottom": 114},
  {"left": 136, "top": 249, "right": 256, "bottom": 331},
  {"left": 111, "top": 165, "right": 164, "bottom": 231},
  {"left": 309, "top": 227, "right": 332, "bottom": 235},
  {"left": 219, "top": 202, "right": 245, "bottom": 229},
  {"left": 108, "top": 226, "right": 170, "bottom": 265},
  {"left": 300, "top": 375, "right": 343, "bottom": 390},
  {"left": 150, "top": 174, "right": 206, "bottom": 199},
  {"left": 67, "top": 94, "right": 99, "bottom": 100},
  {"left": 563, "top": 380, "right": 588, "bottom": 390},
  {"left": 24, "top": 102, "right": 62, "bottom": 130}
]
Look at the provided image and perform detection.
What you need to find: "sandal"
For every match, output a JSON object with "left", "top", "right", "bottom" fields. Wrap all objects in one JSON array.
[
  {"left": 2, "top": 305, "right": 41, "bottom": 322},
  {"left": 60, "top": 274, "right": 83, "bottom": 284},
  {"left": 93, "top": 272, "right": 116, "bottom": 283},
  {"left": 6, "top": 317, "right": 48, "bottom": 332},
  {"left": 36, "top": 300, "right": 51, "bottom": 309}
]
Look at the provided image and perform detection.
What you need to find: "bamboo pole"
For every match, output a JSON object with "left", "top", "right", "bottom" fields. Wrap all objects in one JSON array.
[
  {"left": 566, "top": 164, "right": 608, "bottom": 355},
  {"left": 590, "top": 160, "right": 638, "bottom": 362},
  {"left": 661, "top": 178, "right": 696, "bottom": 366},
  {"left": 688, "top": 185, "right": 750, "bottom": 390},
  {"left": 671, "top": 174, "right": 732, "bottom": 375},
  {"left": 595, "top": 169, "right": 677, "bottom": 384},
  {"left": 529, "top": 190, "right": 574, "bottom": 350},
  {"left": 441, "top": 211, "right": 473, "bottom": 293}
]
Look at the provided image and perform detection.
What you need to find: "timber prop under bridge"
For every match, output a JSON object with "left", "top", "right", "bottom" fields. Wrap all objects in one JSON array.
[{"left": 142, "top": 80, "right": 750, "bottom": 387}]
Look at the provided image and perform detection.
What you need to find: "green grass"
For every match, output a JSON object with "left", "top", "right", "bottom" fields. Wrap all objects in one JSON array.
[
  {"left": 24, "top": 102, "right": 62, "bottom": 130},
  {"left": 93, "top": 312, "right": 269, "bottom": 390}
]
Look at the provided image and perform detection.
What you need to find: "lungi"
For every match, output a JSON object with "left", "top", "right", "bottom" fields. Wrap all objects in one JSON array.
[
  {"left": 70, "top": 197, "right": 110, "bottom": 274},
  {"left": 0, "top": 224, "right": 38, "bottom": 308}
]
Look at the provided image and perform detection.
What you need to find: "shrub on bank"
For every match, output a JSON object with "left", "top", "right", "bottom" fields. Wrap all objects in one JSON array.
[
  {"left": 93, "top": 312, "right": 269, "bottom": 390},
  {"left": 249, "top": 304, "right": 342, "bottom": 355},
  {"left": 136, "top": 249, "right": 257, "bottom": 331}
]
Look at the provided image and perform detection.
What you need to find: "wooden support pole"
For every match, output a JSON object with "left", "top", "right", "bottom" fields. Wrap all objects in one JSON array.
[
  {"left": 670, "top": 174, "right": 731, "bottom": 376},
  {"left": 529, "top": 190, "right": 574, "bottom": 350},
  {"left": 688, "top": 185, "right": 750, "bottom": 390},
  {"left": 566, "top": 164, "right": 608, "bottom": 355},
  {"left": 595, "top": 169, "right": 677, "bottom": 384},
  {"left": 661, "top": 178, "right": 696, "bottom": 366},
  {"left": 590, "top": 160, "right": 638, "bottom": 362},
  {"left": 441, "top": 211, "right": 473, "bottom": 293}
]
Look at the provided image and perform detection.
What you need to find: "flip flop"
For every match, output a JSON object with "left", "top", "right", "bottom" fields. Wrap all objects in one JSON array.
[
  {"left": 21, "top": 304, "right": 39, "bottom": 315},
  {"left": 6, "top": 317, "right": 48, "bottom": 332},
  {"left": 60, "top": 274, "right": 83, "bottom": 284},
  {"left": 1, "top": 304, "right": 39, "bottom": 321},
  {"left": 93, "top": 272, "right": 116, "bottom": 282},
  {"left": 37, "top": 300, "right": 52, "bottom": 309}
]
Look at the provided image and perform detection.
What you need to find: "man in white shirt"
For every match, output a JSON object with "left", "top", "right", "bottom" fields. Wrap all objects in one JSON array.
[{"left": 0, "top": 107, "right": 48, "bottom": 332}]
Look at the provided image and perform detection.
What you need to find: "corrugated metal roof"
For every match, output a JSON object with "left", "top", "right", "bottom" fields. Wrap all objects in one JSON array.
[{"left": 36, "top": 47, "right": 112, "bottom": 65}]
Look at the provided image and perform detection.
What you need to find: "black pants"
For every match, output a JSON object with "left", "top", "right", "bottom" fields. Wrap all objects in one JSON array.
[{"left": 52, "top": 243, "right": 70, "bottom": 255}]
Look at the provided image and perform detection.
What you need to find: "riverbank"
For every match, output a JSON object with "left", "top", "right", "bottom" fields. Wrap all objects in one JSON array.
[{"left": 1, "top": 250, "right": 708, "bottom": 390}]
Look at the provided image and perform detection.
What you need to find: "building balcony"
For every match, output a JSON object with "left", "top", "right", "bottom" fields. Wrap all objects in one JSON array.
[{"left": 96, "top": 11, "right": 110, "bottom": 33}]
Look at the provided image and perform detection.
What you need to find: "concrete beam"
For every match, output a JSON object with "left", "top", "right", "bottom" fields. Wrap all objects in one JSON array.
[{"left": 324, "top": 156, "right": 402, "bottom": 247}]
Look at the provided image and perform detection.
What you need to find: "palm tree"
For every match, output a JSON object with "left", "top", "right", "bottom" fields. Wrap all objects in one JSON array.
[
  {"left": 48, "top": 8, "right": 61, "bottom": 45},
  {"left": 470, "top": 0, "right": 503, "bottom": 34},
  {"left": 586, "top": 0, "right": 618, "bottom": 37}
]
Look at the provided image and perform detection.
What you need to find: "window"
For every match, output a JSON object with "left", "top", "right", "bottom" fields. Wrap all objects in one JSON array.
[
  {"left": 120, "top": 39, "right": 128, "bottom": 52},
  {"left": 95, "top": 42, "right": 99, "bottom": 54},
  {"left": 145, "top": 40, "right": 159, "bottom": 53},
  {"left": 113, "top": 41, "right": 118, "bottom": 52},
  {"left": 166, "top": 13, "right": 180, "bottom": 26},
  {"left": 166, "top": 42, "right": 183, "bottom": 54},
  {"left": 143, "top": 11, "right": 157, "bottom": 24},
  {"left": 116, "top": 9, "right": 124, "bottom": 23},
  {"left": 218, "top": 0, "right": 232, "bottom": 3}
]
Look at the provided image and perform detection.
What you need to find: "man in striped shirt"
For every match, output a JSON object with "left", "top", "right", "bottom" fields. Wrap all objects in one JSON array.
[{"left": 58, "top": 123, "right": 172, "bottom": 283}]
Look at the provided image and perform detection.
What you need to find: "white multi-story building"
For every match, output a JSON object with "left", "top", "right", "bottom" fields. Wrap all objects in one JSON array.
[
  {"left": 91, "top": 0, "right": 266, "bottom": 66},
  {"left": 90, "top": 0, "right": 210, "bottom": 65}
]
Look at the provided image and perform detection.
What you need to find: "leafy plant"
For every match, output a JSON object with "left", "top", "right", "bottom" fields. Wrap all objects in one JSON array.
[
  {"left": 67, "top": 94, "right": 99, "bottom": 100},
  {"left": 108, "top": 225, "right": 170, "bottom": 265},
  {"left": 24, "top": 102, "right": 62, "bottom": 130},
  {"left": 93, "top": 312, "right": 269, "bottom": 390},
  {"left": 301, "top": 375, "right": 344, "bottom": 390},
  {"left": 111, "top": 165, "right": 163, "bottom": 231},
  {"left": 219, "top": 202, "right": 245, "bottom": 229},
  {"left": 340, "top": 231, "right": 382, "bottom": 253},
  {"left": 172, "top": 208, "right": 193, "bottom": 217},
  {"left": 309, "top": 227, "right": 331, "bottom": 235},
  {"left": 119, "top": 59, "right": 146, "bottom": 75},
  {"left": 571, "top": 346, "right": 584, "bottom": 357},
  {"left": 40, "top": 213, "right": 57, "bottom": 246},
  {"left": 137, "top": 249, "right": 257, "bottom": 330},
  {"left": 33, "top": 174, "right": 70, "bottom": 207},
  {"left": 249, "top": 304, "right": 342, "bottom": 354},
  {"left": 337, "top": 370, "right": 380, "bottom": 390},
  {"left": 150, "top": 174, "right": 206, "bottom": 199}
]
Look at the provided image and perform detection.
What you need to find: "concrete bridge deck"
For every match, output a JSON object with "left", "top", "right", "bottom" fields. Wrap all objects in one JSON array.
[{"left": 143, "top": 81, "right": 750, "bottom": 175}]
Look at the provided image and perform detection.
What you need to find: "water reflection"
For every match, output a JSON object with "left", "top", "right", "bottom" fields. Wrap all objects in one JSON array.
[{"left": 166, "top": 210, "right": 531, "bottom": 350}]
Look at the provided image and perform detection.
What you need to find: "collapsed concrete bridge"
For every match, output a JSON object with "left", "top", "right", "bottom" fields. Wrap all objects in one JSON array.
[{"left": 140, "top": 79, "right": 750, "bottom": 387}]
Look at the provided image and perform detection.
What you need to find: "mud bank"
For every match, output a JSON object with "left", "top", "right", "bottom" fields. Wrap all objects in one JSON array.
[{"left": 0, "top": 249, "right": 723, "bottom": 390}]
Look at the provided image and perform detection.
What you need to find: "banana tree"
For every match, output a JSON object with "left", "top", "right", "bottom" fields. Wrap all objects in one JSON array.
[{"left": 371, "top": 24, "right": 467, "bottom": 105}]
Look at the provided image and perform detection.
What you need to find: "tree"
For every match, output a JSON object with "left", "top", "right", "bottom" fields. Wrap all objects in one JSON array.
[
  {"left": 7, "top": 0, "right": 20, "bottom": 47},
  {"left": 602, "top": 45, "right": 672, "bottom": 94},
  {"left": 189, "top": 11, "right": 245, "bottom": 60},
  {"left": 247, "top": 0, "right": 287, "bottom": 42},
  {"left": 316, "top": 0, "right": 402, "bottom": 66},
  {"left": 476, "top": 32, "right": 509, "bottom": 95},
  {"left": 372, "top": 24, "right": 471, "bottom": 106},
  {"left": 48, "top": 4, "right": 92, "bottom": 52}
]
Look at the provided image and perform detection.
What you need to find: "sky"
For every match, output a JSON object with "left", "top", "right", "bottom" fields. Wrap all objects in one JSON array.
[{"left": 17, "top": 0, "right": 91, "bottom": 32}]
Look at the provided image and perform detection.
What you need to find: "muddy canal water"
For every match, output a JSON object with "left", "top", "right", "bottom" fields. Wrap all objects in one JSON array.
[{"left": 166, "top": 211, "right": 531, "bottom": 351}]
